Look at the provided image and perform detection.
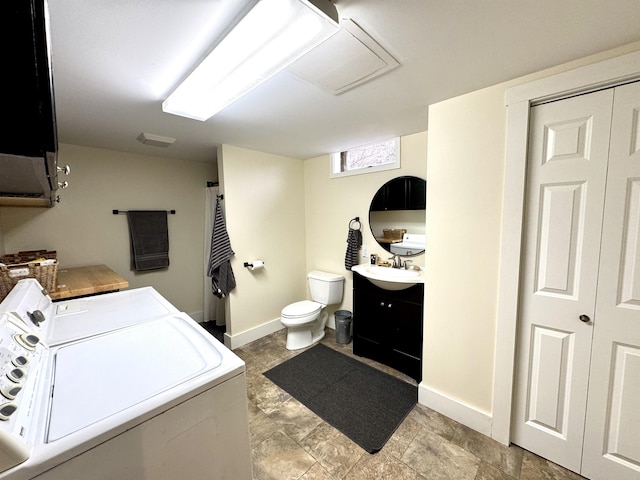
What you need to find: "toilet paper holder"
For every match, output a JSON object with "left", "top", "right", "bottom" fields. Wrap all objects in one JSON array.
[{"left": 243, "top": 260, "right": 265, "bottom": 269}]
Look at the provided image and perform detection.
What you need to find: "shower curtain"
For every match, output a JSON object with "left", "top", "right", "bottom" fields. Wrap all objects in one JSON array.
[{"left": 203, "top": 185, "right": 226, "bottom": 326}]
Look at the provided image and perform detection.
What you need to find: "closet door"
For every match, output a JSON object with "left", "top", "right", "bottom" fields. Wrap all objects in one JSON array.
[
  {"left": 512, "top": 89, "right": 614, "bottom": 472},
  {"left": 581, "top": 82, "right": 640, "bottom": 480}
]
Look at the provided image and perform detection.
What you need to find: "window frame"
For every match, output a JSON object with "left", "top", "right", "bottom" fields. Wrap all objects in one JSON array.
[{"left": 329, "top": 137, "right": 401, "bottom": 178}]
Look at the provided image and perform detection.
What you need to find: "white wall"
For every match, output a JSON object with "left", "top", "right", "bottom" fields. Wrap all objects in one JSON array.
[
  {"left": 218, "top": 144, "right": 307, "bottom": 346},
  {"left": 304, "top": 132, "right": 428, "bottom": 323},
  {"left": 0, "top": 144, "right": 215, "bottom": 316}
]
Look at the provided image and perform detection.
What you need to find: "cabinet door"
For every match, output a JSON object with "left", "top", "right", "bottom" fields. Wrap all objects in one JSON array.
[
  {"left": 391, "top": 302, "right": 422, "bottom": 359},
  {"left": 389, "top": 300, "right": 423, "bottom": 381},
  {"left": 407, "top": 177, "right": 426, "bottom": 209},
  {"left": 353, "top": 286, "right": 388, "bottom": 362},
  {"left": 384, "top": 179, "right": 408, "bottom": 210}
]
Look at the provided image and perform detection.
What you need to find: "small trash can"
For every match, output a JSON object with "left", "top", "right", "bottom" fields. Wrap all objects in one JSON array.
[{"left": 334, "top": 310, "right": 352, "bottom": 344}]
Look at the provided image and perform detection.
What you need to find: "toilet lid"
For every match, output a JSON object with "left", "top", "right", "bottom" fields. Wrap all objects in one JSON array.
[{"left": 281, "top": 300, "right": 322, "bottom": 318}]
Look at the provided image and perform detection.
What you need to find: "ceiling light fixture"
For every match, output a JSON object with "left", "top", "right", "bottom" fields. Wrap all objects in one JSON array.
[
  {"left": 137, "top": 132, "right": 176, "bottom": 147},
  {"left": 162, "top": 0, "right": 339, "bottom": 121}
]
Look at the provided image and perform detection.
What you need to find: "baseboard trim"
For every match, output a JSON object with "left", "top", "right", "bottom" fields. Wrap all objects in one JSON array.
[
  {"left": 418, "top": 383, "right": 492, "bottom": 437},
  {"left": 225, "top": 318, "right": 285, "bottom": 350},
  {"left": 189, "top": 310, "right": 204, "bottom": 323}
]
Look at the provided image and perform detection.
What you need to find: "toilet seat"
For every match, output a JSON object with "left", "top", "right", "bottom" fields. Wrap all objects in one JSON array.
[{"left": 281, "top": 300, "right": 322, "bottom": 323}]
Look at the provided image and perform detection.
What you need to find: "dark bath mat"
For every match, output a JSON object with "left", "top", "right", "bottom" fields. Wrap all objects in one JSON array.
[{"left": 264, "top": 343, "right": 417, "bottom": 453}]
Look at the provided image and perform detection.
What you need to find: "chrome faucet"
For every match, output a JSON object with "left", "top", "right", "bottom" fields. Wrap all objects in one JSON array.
[{"left": 389, "top": 255, "right": 402, "bottom": 268}]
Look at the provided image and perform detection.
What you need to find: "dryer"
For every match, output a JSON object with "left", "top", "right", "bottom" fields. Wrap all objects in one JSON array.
[{"left": 0, "top": 279, "right": 179, "bottom": 345}]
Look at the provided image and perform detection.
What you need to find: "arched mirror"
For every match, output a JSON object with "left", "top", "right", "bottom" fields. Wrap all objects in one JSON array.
[{"left": 369, "top": 176, "right": 426, "bottom": 256}]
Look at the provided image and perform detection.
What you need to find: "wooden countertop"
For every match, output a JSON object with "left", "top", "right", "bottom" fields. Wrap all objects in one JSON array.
[{"left": 49, "top": 264, "right": 129, "bottom": 300}]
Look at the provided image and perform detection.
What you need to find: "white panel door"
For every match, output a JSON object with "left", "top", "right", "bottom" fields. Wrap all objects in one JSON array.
[
  {"left": 512, "top": 89, "right": 614, "bottom": 473},
  {"left": 582, "top": 82, "right": 640, "bottom": 480}
]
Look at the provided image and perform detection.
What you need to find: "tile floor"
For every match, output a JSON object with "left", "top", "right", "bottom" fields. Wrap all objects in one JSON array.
[{"left": 228, "top": 328, "right": 586, "bottom": 480}]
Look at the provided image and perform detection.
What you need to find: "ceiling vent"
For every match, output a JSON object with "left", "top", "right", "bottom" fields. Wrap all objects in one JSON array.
[{"left": 288, "top": 18, "right": 399, "bottom": 95}]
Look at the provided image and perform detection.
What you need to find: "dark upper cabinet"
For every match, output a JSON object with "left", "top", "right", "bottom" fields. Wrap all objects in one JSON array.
[
  {"left": 370, "top": 176, "right": 426, "bottom": 211},
  {"left": 0, "top": 0, "right": 59, "bottom": 206}
]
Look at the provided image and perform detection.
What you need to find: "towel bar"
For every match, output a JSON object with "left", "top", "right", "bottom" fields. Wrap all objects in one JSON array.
[{"left": 113, "top": 210, "right": 176, "bottom": 215}]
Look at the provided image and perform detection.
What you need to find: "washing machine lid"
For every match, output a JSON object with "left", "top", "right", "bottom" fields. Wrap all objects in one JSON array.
[
  {"left": 48, "top": 286, "right": 178, "bottom": 345},
  {"left": 282, "top": 300, "right": 322, "bottom": 318},
  {"left": 46, "top": 315, "right": 223, "bottom": 442}
]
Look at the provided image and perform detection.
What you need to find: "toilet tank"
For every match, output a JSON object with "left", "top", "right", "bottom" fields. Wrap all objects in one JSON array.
[{"left": 307, "top": 270, "right": 344, "bottom": 305}]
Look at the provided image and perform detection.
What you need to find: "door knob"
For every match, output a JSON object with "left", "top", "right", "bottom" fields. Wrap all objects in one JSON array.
[{"left": 579, "top": 314, "right": 591, "bottom": 323}]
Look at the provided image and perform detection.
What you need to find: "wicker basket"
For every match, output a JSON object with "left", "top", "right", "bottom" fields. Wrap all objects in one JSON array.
[
  {"left": 383, "top": 229, "right": 407, "bottom": 240},
  {"left": 0, "top": 250, "right": 58, "bottom": 301}
]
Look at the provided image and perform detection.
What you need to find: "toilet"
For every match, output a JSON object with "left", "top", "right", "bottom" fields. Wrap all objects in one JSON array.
[{"left": 280, "top": 270, "right": 344, "bottom": 350}]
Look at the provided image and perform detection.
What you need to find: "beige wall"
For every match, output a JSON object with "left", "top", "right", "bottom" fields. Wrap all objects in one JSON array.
[
  {"left": 0, "top": 144, "right": 215, "bottom": 315},
  {"left": 423, "top": 40, "right": 640, "bottom": 417},
  {"left": 424, "top": 86, "right": 507, "bottom": 414},
  {"left": 304, "top": 132, "right": 427, "bottom": 321},
  {"left": 218, "top": 144, "right": 307, "bottom": 338}
]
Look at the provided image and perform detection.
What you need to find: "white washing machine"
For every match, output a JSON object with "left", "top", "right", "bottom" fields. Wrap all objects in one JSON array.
[
  {"left": 389, "top": 233, "right": 426, "bottom": 256},
  {"left": 0, "top": 280, "right": 252, "bottom": 479}
]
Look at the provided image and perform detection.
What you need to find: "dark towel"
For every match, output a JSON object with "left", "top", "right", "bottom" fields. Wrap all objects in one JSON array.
[
  {"left": 127, "top": 211, "right": 169, "bottom": 271},
  {"left": 345, "top": 227, "right": 362, "bottom": 271},
  {"left": 207, "top": 199, "right": 236, "bottom": 298}
]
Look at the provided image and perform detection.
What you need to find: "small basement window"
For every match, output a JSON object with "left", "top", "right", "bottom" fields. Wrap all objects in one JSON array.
[{"left": 330, "top": 137, "right": 400, "bottom": 178}]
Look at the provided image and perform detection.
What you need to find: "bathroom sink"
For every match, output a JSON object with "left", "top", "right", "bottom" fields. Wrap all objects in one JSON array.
[{"left": 351, "top": 264, "right": 424, "bottom": 291}]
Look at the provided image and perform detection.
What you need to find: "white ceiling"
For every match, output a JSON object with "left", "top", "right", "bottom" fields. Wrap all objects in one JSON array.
[{"left": 48, "top": 0, "right": 640, "bottom": 163}]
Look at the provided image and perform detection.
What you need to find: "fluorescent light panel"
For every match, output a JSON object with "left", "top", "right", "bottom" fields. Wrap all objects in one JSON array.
[{"left": 162, "top": 0, "right": 339, "bottom": 121}]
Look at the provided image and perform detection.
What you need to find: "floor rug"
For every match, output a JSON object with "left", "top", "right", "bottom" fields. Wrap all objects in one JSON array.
[{"left": 263, "top": 343, "right": 417, "bottom": 453}]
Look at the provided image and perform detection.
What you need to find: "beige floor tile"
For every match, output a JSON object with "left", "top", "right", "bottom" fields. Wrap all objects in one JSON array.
[
  {"left": 246, "top": 370, "right": 291, "bottom": 415},
  {"left": 402, "top": 426, "right": 481, "bottom": 480},
  {"left": 345, "top": 451, "right": 427, "bottom": 480},
  {"left": 519, "top": 451, "right": 586, "bottom": 480},
  {"left": 299, "top": 462, "right": 335, "bottom": 480},
  {"left": 380, "top": 415, "right": 421, "bottom": 460},
  {"left": 406, "top": 403, "right": 461, "bottom": 441},
  {"left": 247, "top": 401, "right": 280, "bottom": 448},
  {"left": 252, "top": 430, "right": 316, "bottom": 480},
  {"left": 475, "top": 461, "right": 518, "bottom": 480},
  {"left": 268, "top": 397, "right": 324, "bottom": 443},
  {"left": 299, "top": 422, "right": 365, "bottom": 479},
  {"left": 451, "top": 423, "right": 523, "bottom": 477}
]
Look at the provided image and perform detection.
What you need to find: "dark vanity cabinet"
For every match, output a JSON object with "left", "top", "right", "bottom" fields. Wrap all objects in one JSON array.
[{"left": 352, "top": 272, "right": 423, "bottom": 381}]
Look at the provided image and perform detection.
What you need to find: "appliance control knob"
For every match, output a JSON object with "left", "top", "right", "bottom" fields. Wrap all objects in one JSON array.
[
  {"left": 14, "top": 333, "right": 40, "bottom": 350},
  {"left": 0, "top": 385, "right": 21, "bottom": 400},
  {"left": 27, "top": 310, "right": 45, "bottom": 326},
  {"left": 12, "top": 356, "right": 28, "bottom": 368},
  {"left": 0, "top": 403, "right": 18, "bottom": 421},
  {"left": 7, "top": 368, "right": 26, "bottom": 384}
]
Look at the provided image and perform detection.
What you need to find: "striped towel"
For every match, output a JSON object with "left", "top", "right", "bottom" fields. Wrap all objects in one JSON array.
[
  {"left": 207, "top": 199, "right": 236, "bottom": 298},
  {"left": 344, "top": 227, "right": 362, "bottom": 271}
]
